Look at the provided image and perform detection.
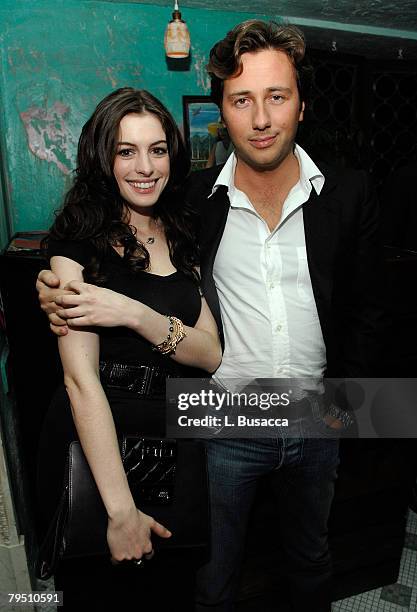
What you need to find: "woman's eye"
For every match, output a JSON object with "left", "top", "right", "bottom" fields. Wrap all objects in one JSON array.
[
  {"left": 151, "top": 147, "right": 168, "bottom": 156},
  {"left": 118, "top": 148, "right": 134, "bottom": 157}
]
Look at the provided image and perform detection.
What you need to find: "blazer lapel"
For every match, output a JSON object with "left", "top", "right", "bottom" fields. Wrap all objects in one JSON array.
[
  {"left": 303, "top": 170, "right": 339, "bottom": 322},
  {"left": 200, "top": 186, "right": 230, "bottom": 342}
]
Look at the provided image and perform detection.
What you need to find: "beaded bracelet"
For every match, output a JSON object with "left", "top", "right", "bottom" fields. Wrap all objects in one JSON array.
[{"left": 152, "top": 316, "right": 187, "bottom": 356}]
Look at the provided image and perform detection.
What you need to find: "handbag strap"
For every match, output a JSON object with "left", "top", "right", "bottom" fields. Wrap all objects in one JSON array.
[{"left": 37, "top": 480, "right": 69, "bottom": 580}]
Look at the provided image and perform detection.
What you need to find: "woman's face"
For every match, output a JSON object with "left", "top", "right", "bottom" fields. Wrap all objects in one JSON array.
[{"left": 113, "top": 112, "right": 170, "bottom": 212}]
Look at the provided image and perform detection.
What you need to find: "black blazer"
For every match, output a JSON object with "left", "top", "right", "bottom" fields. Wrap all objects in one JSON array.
[{"left": 186, "top": 161, "right": 385, "bottom": 377}]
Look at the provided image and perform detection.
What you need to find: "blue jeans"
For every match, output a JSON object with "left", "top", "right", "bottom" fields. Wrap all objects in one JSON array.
[{"left": 195, "top": 427, "right": 339, "bottom": 611}]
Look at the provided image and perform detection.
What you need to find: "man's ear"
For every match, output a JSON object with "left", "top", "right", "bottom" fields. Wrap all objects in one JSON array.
[{"left": 299, "top": 101, "right": 305, "bottom": 122}]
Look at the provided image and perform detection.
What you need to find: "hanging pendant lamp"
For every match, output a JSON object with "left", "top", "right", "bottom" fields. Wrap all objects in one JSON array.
[{"left": 164, "top": 1, "right": 191, "bottom": 59}]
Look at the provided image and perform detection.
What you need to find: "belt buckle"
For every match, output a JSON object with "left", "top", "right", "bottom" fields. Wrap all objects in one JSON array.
[
  {"left": 142, "top": 366, "right": 164, "bottom": 396},
  {"left": 139, "top": 365, "right": 153, "bottom": 395},
  {"left": 125, "top": 365, "right": 146, "bottom": 395}
]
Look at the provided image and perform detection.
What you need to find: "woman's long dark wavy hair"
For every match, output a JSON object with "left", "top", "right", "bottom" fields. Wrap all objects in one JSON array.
[{"left": 45, "top": 87, "right": 198, "bottom": 283}]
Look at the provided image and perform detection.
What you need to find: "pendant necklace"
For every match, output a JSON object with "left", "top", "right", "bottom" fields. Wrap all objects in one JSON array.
[
  {"left": 137, "top": 235, "right": 155, "bottom": 246},
  {"left": 138, "top": 220, "right": 158, "bottom": 245}
]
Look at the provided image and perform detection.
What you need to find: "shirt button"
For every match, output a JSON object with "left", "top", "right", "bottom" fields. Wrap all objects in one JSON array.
[
  {"left": 269, "top": 282, "right": 275, "bottom": 289},
  {"left": 276, "top": 324, "right": 282, "bottom": 332}
]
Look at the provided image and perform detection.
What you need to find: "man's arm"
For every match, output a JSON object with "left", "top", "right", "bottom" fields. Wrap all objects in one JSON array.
[
  {"left": 339, "top": 170, "right": 386, "bottom": 376},
  {"left": 36, "top": 269, "right": 74, "bottom": 334}
]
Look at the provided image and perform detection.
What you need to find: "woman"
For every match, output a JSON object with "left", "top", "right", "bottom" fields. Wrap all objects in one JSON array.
[{"left": 37, "top": 87, "right": 221, "bottom": 610}]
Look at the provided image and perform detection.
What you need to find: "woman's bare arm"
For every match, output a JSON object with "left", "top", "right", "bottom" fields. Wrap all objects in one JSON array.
[{"left": 51, "top": 256, "right": 171, "bottom": 561}]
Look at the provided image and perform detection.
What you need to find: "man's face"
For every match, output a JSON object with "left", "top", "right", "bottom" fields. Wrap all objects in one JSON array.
[{"left": 221, "top": 49, "right": 304, "bottom": 172}]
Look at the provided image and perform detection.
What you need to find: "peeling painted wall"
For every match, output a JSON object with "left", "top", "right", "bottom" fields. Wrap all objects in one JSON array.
[
  {"left": 0, "top": 0, "right": 272, "bottom": 242},
  {"left": 20, "top": 102, "right": 76, "bottom": 175}
]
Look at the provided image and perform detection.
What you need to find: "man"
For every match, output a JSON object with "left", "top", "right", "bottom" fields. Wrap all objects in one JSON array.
[
  {"left": 38, "top": 20, "right": 383, "bottom": 612},
  {"left": 187, "top": 20, "right": 383, "bottom": 612}
]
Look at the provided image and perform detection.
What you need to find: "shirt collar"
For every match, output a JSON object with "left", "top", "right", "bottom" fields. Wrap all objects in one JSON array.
[
  {"left": 208, "top": 144, "right": 325, "bottom": 199},
  {"left": 208, "top": 152, "right": 236, "bottom": 198},
  {"left": 294, "top": 144, "right": 325, "bottom": 196}
]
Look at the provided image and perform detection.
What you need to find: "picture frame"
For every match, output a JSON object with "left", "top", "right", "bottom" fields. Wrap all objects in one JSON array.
[{"left": 182, "top": 95, "right": 221, "bottom": 170}]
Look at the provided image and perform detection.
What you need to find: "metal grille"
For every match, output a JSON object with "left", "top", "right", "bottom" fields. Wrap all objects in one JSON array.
[
  {"left": 299, "top": 52, "right": 364, "bottom": 171},
  {"left": 369, "top": 66, "right": 417, "bottom": 180},
  {"left": 309, "top": 57, "right": 357, "bottom": 128},
  {"left": 299, "top": 51, "right": 417, "bottom": 185}
]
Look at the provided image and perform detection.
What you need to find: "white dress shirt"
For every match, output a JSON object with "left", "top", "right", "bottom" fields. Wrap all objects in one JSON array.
[{"left": 211, "top": 144, "right": 327, "bottom": 383}]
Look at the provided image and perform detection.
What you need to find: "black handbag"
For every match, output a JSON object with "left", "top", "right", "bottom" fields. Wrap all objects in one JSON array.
[{"left": 37, "top": 437, "right": 210, "bottom": 579}]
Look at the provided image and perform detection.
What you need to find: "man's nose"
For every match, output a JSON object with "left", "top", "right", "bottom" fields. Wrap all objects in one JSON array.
[{"left": 252, "top": 103, "right": 271, "bottom": 131}]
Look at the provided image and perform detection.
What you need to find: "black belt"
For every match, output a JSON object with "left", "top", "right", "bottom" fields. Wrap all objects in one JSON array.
[{"left": 99, "top": 361, "right": 176, "bottom": 396}]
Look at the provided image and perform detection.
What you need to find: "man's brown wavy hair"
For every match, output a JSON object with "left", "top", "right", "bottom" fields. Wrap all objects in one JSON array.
[{"left": 207, "top": 20, "right": 312, "bottom": 110}]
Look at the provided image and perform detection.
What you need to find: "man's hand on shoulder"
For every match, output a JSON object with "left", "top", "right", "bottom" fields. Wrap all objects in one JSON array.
[{"left": 36, "top": 269, "right": 75, "bottom": 336}]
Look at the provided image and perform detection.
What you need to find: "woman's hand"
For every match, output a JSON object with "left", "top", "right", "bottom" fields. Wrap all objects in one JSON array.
[
  {"left": 107, "top": 505, "right": 171, "bottom": 563},
  {"left": 55, "top": 281, "right": 138, "bottom": 328}
]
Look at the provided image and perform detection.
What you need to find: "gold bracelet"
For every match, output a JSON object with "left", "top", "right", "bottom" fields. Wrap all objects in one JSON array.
[{"left": 152, "top": 316, "right": 187, "bottom": 356}]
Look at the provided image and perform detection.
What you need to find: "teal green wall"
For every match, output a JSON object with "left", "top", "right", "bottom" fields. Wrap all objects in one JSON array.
[
  {"left": 0, "top": 0, "right": 276, "bottom": 246},
  {"left": 0, "top": 166, "right": 10, "bottom": 249}
]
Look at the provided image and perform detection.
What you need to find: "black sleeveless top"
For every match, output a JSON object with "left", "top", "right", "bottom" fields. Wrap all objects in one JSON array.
[{"left": 47, "top": 239, "right": 203, "bottom": 377}]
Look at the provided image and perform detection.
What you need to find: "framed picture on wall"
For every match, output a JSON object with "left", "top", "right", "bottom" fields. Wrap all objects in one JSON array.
[{"left": 182, "top": 96, "right": 221, "bottom": 170}]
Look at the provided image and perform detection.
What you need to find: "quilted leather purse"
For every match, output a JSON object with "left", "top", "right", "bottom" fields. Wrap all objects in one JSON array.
[{"left": 38, "top": 437, "right": 209, "bottom": 579}]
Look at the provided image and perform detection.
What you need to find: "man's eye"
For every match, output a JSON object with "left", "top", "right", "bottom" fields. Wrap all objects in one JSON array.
[
  {"left": 234, "top": 98, "right": 249, "bottom": 107},
  {"left": 271, "top": 95, "right": 284, "bottom": 103}
]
